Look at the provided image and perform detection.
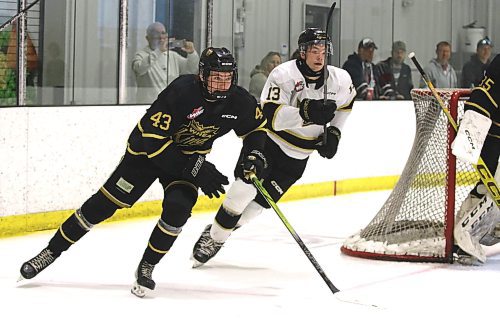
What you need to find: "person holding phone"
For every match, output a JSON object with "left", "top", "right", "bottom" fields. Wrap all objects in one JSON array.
[{"left": 132, "top": 22, "right": 199, "bottom": 103}]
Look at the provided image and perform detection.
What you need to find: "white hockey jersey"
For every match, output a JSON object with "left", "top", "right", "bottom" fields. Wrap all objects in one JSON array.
[{"left": 260, "top": 59, "right": 356, "bottom": 159}]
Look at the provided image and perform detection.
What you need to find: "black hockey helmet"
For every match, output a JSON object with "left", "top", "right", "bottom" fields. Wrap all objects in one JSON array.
[
  {"left": 199, "top": 47, "right": 238, "bottom": 100},
  {"left": 298, "top": 28, "right": 332, "bottom": 54}
]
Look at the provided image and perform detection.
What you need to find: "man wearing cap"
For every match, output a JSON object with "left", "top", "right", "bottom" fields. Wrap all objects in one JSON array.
[
  {"left": 461, "top": 37, "right": 493, "bottom": 88},
  {"left": 342, "top": 38, "right": 382, "bottom": 100},
  {"left": 420, "top": 41, "right": 457, "bottom": 88},
  {"left": 376, "top": 41, "right": 413, "bottom": 100}
]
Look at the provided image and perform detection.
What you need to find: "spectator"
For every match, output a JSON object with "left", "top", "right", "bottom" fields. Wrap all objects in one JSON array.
[
  {"left": 376, "top": 41, "right": 413, "bottom": 100},
  {"left": 461, "top": 37, "right": 493, "bottom": 88},
  {"left": 342, "top": 38, "right": 382, "bottom": 100},
  {"left": 420, "top": 41, "right": 457, "bottom": 88},
  {"left": 248, "top": 51, "right": 281, "bottom": 100},
  {"left": 132, "top": 22, "right": 199, "bottom": 103}
]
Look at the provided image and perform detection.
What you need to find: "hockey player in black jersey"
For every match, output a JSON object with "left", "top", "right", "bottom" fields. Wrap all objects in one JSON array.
[
  {"left": 452, "top": 54, "right": 500, "bottom": 264},
  {"left": 19, "top": 47, "right": 268, "bottom": 297},
  {"left": 191, "top": 28, "right": 356, "bottom": 267}
]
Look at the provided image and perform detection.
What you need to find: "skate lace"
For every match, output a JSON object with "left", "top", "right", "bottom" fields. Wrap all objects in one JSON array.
[
  {"left": 198, "top": 233, "right": 223, "bottom": 257},
  {"left": 139, "top": 261, "right": 154, "bottom": 279},
  {"left": 29, "top": 249, "right": 55, "bottom": 271}
]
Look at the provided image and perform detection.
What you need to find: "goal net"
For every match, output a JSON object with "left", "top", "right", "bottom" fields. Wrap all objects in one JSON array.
[{"left": 341, "top": 89, "right": 478, "bottom": 263}]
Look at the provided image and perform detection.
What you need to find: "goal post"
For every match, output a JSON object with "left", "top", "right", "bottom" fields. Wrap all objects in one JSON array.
[{"left": 341, "top": 89, "right": 478, "bottom": 263}]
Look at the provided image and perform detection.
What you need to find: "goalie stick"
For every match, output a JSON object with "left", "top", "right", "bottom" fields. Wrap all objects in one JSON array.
[
  {"left": 408, "top": 52, "right": 500, "bottom": 208},
  {"left": 249, "top": 173, "right": 340, "bottom": 295},
  {"left": 322, "top": 1, "right": 337, "bottom": 145}
]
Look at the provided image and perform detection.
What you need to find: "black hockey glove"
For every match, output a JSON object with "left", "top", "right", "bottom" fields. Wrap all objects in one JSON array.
[
  {"left": 299, "top": 99, "right": 336, "bottom": 125},
  {"left": 182, "top": 154, "right": 229, "bottom": 198},
  {"left": 316, "top": 126, "right": 341, "bottom": 159},
  {"left": 240, "top": 149, "right": 268, "bottom": 183}
]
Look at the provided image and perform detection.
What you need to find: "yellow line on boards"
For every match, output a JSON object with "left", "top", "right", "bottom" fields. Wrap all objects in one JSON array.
[{"left": 0, "top": 176, "right": 400, "bottom": 239}]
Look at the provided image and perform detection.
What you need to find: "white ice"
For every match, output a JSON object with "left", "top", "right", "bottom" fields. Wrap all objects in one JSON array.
[{"left": 2, "top": 191, "right": 500, "bottom": 331}]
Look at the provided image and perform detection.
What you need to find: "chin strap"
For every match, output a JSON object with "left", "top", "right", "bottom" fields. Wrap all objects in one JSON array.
[{"left": 296, "top": 59, "right": 325, "bottom": 90}]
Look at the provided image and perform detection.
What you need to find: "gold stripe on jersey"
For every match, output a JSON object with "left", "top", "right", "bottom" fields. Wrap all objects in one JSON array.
[
  {"left": 180, "top": 149, "right": 211, "bottom": 155},
  {"left": 236, "top": 120, "right": 268, "bottom": 139},
  {"left": 490, "top": 120, "right": 500, "bottom": 138},
  {"left": 148, "top": 140, "right": 174, "bottom": 158},
  {"left": 465, "top": 101, "right": 491, "bottom": 117},
  {"left": 337, "top": 93, "right": 356, "bottom": 110},
  {"left": 471, "top": 86, "right": 498, "bottom": 109},
  {"left": 268, "top": 130, "right": 316, "bottom": 152},
  {"left": 126, "top": 143, "right": 148, "bottom": 156},
  {"left": 138, "top": 122, "right": 168, "bottom": 140},
  {"left": 268, "top": 103, "right": 285, "bottom": 130},
  {"left": 99, "top": 186, "right": 131, "bottom": 208}
]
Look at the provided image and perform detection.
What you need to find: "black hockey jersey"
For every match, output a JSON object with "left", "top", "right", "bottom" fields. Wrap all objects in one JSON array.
[
  {"left": 126, "top": 74, "right": 267, "bottom": 173},
  {"left": 465, "top": 54, "right": 500, "bottom": 172}
]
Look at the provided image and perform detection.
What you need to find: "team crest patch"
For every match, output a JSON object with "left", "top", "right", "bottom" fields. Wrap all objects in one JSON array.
[
  {"left": 187, "top": 106, "right": 204, "bottom": 119},
  {"left": 294, "top": 81, "right": 305, "bottom": 92}
]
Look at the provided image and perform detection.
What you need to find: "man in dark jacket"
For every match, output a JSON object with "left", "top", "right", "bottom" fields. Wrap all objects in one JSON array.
[
  {"left": 376, "top": 41, "right": 413, "bottom": 100},
  {"left": 342, "top": 38, "right": 384, "bottom": 100},
  {"left": 461, "top": 37, "right": 493, "bottom": 88}
]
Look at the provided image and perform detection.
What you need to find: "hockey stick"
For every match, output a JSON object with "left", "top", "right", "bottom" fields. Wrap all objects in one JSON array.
[
  {"left": 322, "top": 1, "right": 337, "bottom": 145},
  {"left": 408, "top": 52, "right": 500, "bottom": 207},
  {"left": 249, "top": 173, "right": 340, "bottom": 294}
]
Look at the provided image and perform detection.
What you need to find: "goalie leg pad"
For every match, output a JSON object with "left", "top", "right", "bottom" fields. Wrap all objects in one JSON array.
[{"left": 451, "top": 110, "right": 492, "bottom": 164}]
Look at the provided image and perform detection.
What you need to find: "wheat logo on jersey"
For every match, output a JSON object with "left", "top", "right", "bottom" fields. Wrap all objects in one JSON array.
[
  {"left": 174, "top": 120, "right": 220, "bottom": 147},
  {"left": 187, "top": 106, "right": 204, "bottom": 120},
  {"left": 221, "top": 114, "right": 238, "bottom": 119},
  {"left": 294, "top": 81, "right": 305, "bottom": 92}
]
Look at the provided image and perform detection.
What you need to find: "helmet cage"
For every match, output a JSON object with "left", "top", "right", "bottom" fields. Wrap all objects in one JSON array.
[{"left": 199, "top": 47, "right": 238, "bottom": 100}]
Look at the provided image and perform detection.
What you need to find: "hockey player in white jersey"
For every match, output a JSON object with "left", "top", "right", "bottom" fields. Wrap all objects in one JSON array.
[{"left": 191, "top": 28, "right": 356, "bottom": 266}]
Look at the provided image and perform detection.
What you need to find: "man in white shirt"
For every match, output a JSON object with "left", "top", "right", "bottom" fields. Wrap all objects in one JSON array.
[{"left": 132, "top": 22, "right": 199, "bottom": 103}]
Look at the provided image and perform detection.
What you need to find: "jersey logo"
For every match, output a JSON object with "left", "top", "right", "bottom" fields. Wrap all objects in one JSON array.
[
  {"left": 187, "top": 106, "right": 204, "bottom": 120},
  {"left": 294, "top": 81, "right": 305, "bottom": 92},
  {"left": 221, "top": 114, "right": 238, "bottom": 119},
  {"left": 174, "top": 120, "right": 220, "bottom": 147}
]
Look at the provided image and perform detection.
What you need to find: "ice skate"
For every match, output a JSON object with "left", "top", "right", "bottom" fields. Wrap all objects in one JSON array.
[
  {"left": 131, "top": 259, "right": 156, "bottom": 298},
  {"left": 19, "top": 248, "right": 57, "bottom": 281},
  {"left": 191, "top": 225, "right": 224, "bottom": 268},
  {"left": 453, "top": 247, "right": 482, "bottom": 266}
]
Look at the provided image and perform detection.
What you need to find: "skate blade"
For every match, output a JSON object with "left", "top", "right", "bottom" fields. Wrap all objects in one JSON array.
[
  {"left": 131, "top": 282, "right": 150, "bottom": 298},
  {"left": 190, "top": 254, "right": 205, "bottom": 268},
  {"left": 456, "top": 255, "right": 483, "bottom": 266},
  {"left": 192, "top": 260, "right": 205, "bottom": 268}
]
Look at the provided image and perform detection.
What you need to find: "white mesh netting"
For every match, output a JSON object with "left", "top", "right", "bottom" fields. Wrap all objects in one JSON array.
[{"left": 341, "top": 89, "right": 478, "bottom": 262}]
